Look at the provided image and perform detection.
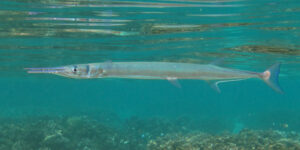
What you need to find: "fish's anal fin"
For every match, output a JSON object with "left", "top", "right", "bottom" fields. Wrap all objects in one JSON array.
[
  {"left": 207, "top": 79, "right": 246, "bottom": 93},
  {"left": 210, "top": 81, "right": 221, "bottom": 93},
  {"left": 166, "top": 77, "right": 181, "bottom": 88}
]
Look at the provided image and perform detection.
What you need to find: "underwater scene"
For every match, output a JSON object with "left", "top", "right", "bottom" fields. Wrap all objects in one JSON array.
[{"left": 1, "top": 0, "right": 300, "bottom": 149}]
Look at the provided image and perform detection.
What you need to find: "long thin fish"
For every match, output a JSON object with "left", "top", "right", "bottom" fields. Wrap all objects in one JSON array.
[{"left": 25, "top": 61, "right": 282, "bottom": 93}]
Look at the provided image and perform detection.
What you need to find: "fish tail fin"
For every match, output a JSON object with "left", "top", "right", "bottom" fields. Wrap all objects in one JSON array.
[{"left": 259, "top": 63, "right": 283, "bottom": 93}]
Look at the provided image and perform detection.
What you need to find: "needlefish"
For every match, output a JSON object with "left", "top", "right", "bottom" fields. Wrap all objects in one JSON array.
[{"left": 25, "top": 61, "right": 282, "bottom": 93}]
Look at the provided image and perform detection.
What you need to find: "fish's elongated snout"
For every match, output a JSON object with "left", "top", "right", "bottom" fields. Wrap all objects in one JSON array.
[{"left": 24, "top": 67, "right": 65, "bottom": 74}]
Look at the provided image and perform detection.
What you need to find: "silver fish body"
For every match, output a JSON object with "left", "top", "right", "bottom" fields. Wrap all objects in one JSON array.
[
  {"left": 94, "top": 62, "right": 258, "bottom": 80},
  {"left": 25, "top": 61, "right": 282, "bottom": 93}
]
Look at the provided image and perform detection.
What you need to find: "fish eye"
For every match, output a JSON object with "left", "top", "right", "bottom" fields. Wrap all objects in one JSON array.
[{"left": 72, "top": 66, "right": 78, "bottom": 73}]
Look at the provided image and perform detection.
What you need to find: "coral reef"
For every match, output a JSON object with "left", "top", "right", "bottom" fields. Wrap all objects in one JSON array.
[
  {"left": 1, "top": 115, "right": 300, "bottom": 150},
  {"left": 0, "top": 116, "right": 127, "bottom": 150},
  {"left": 147, "top": 129, "right": 300, "bottom": 150}
]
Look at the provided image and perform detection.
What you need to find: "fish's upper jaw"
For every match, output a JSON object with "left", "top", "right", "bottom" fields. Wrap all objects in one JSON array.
[{"left": 24, "top": 67, "right": 66, "bottom": 74}]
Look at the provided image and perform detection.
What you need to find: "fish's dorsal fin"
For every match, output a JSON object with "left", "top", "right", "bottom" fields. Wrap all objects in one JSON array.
[
  {"left": 166, "top": 77, "right": 181, "bottom": 88},
  {"left": 210, "top": 58, "right": 225, "bottom": 66}
]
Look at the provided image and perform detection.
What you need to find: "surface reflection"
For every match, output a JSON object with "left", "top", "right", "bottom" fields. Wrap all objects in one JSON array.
[{"left": 0, "top": 0, "right": 299, "bottom": 77}]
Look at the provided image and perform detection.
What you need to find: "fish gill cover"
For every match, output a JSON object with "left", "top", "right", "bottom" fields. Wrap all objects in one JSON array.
[{"left": 0, "top": 0, "right": 300, "bottom": 149}]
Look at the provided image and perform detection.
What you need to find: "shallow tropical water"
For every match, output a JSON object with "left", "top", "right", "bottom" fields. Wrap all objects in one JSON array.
[{"left": 0, "top": 0, "right": 300, "bottom": 149}]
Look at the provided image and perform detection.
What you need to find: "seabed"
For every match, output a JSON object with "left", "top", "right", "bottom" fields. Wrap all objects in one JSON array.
[{"left": 1, "top": 114, "right": 300, "bottom": 150}]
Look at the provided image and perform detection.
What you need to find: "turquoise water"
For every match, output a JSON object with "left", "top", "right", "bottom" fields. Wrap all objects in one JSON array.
[{"left": 1, "top": 0, "right": 300, "bottom": 149}]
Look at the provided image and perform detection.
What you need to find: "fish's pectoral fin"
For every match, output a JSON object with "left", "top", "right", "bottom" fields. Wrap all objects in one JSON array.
[
  {"left": 166, "top": 77, "right": 181, "bottom": 88},
  {"left": 104, "top": 60, "right": 113, "bottom": 69}
]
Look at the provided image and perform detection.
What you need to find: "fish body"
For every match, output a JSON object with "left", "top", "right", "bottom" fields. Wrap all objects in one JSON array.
[
  {"left": 25, "top": 61, "right": 282, "bottom": 93},
  {"left": 93, "top": 62, "right": 257, "bottom": 80}
]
